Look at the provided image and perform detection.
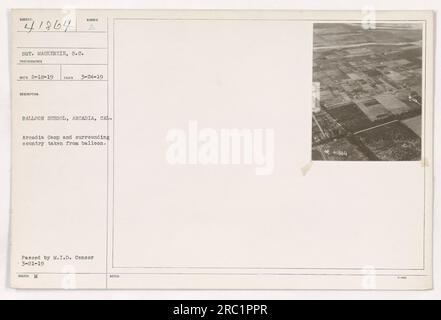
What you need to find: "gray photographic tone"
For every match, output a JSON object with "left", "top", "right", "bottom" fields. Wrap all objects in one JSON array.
[{"left": 312, "top": 23, "right": 423, "bottom": 161}]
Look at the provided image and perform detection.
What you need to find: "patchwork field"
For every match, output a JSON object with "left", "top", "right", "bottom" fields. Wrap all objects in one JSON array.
[{"left": 356, "top": 121, "right": 421, "bottom": 160}]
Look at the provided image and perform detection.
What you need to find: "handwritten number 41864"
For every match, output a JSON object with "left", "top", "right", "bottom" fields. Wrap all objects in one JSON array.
[{"left": 24, "top": 19, "right": 72, "bottom": 33}]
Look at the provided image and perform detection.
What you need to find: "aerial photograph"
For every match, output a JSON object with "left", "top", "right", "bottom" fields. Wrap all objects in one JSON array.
[{"left": 311, "top": 23, "right": 423, "bottom": 161}]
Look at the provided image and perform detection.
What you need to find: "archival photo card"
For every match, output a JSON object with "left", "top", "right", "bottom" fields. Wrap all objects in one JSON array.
[{"left": 9, "top": 10, "right": 434, "bottom": 290}]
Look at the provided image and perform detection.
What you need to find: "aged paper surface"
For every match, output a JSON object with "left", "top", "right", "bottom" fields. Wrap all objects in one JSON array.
[{"left": 9, "top": 9, "right": 434, "bottom": 289}]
